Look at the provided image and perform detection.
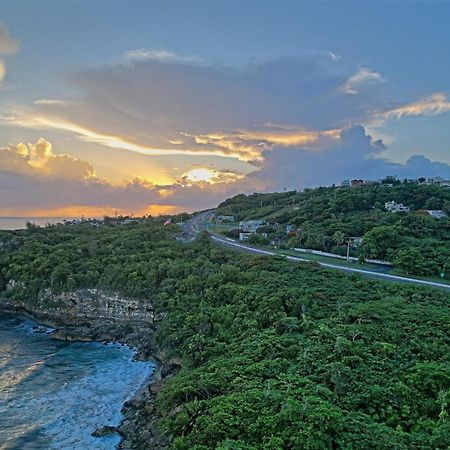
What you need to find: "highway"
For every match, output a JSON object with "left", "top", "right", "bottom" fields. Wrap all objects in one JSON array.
[
  {"left": 182, "top": 210, "right": 450, "bottom": 291},
  {"left": 180, "top": 209, "right": 215, "bottom": 241}
]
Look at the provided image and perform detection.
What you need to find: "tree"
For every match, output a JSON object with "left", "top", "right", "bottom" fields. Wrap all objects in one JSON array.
[
  {"left": 247, "top": 234, "right": 270, "bottom": 245},
  {"left": 361, "top": 226, "right": 399, "bottom": 260},
  {"left": 424, "top": 196, "right": 443, "bottom": 210},
  {"left": 393, "top": 248, "right": 425, "bottom": 275},
  {"left": 332, "top": 231, "right": 346, "bottom": 246}
]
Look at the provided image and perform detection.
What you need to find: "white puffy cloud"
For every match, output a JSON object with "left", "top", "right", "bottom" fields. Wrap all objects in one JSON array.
[
  {"left": 339, "top": 68, "right": 385, "bottom": 95},
  {"left": 0, "top": 139, "right": 95, "bottom": 180}
]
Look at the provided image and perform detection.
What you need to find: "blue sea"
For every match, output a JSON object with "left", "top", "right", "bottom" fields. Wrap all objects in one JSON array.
[
  {"left": 0, "top": 218, "right": 68, "bottom": 230},
  {"left": 0, "top": 315, "right": 155, "bottom": 449}
]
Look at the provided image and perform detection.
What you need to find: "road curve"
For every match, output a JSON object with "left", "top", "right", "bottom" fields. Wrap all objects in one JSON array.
[{"left": 184, "top": 211, "right": 450, "bottom": 291}]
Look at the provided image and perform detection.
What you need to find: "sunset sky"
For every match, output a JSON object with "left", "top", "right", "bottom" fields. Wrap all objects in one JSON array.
[{"left": 1, "top": 1, "right": 450, "bottom": 217}]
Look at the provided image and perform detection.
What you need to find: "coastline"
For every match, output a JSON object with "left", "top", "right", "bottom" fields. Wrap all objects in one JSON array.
[{"left": 0, "top": 302, "right": 177, "bottom": 449}]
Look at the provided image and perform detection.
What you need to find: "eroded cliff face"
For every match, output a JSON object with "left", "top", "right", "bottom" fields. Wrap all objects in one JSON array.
[
  {"left": 40, "top": 288, "right": 158, "bottom": 323},
  {"left": 0, "top": 288, "right": 162, "bottom": 356},
  {"left": 2, "top": 287, "right": 158, "bottom": 322}
]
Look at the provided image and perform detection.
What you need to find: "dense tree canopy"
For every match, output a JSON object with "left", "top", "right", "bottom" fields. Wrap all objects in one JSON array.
[{"left": 0, "top": 220, "right": 449, "bottom": 448}]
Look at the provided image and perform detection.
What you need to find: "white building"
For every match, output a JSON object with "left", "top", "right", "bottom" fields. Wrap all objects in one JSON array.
[
  {"left": 428, "top": 177, "right": 445, "bottom": 185},
  {"left": 426, "top": 177, "right": 450, "bottom": 186},
  {"left": 239, "top": 220, "right": 265, "bottom": 233},
  {"left": 216, "top": 215, "right": 235, "bottom": 222},
  {"left": 385, "top": 201, "right": 410, "bottom": 213},
  {"left": 426, "top": 210, "right": 447, "bottom": 219},
  {"left": 239, "top": 232, "right": 253, "bottom": 241}
]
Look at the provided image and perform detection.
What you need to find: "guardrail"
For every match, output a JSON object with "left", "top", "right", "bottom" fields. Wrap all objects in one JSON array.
[{"left": 293, "top": 248, "right": 392, "bottom": 266}]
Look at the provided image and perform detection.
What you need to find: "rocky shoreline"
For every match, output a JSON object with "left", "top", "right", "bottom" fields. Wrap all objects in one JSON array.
[{"left": 0, "top": 290, "right": 180, "bottom": 449}]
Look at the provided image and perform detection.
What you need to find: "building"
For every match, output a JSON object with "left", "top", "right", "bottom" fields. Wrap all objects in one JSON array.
[
  {"left": 425, "top": 210, "right": 447, "bottom": 219},
  {"left": 340, "top": 179, "right": 350, "bottom": 187},
  {"left": 239, "top": 220, "right": 265, "bottom": 232},
  {"left": 351, "top": 179, "right": 364, "bottom": 187},
  {"left": 427, "top": 177, "right": 450, "bottom": 187},
  {"left": 350, "top": 237, "right": 364, "bottom": 247},
  {"left": 239, "top": 232, "right": 253, "bottom": 241},
  {"left": 285, "top": 224, "right": 294, "bottom": 233},
  {"left": 216, "top": 215, "right": 235, "bottom": 223},
  {"left": 385, "top": 201, "right": 410, "bottom": 213},
  {"left": 428, "top": 176, "right": 445, "bottom": 185}
]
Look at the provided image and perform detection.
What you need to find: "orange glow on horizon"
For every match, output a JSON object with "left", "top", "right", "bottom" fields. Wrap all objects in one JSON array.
[{"left": 0, "top": 204, "right": 179, "bottom": 218}]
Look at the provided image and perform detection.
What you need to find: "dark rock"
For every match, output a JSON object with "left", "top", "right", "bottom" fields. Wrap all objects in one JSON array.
[{"left": 91, "top": 425, "right": 117, "bottom": 437}]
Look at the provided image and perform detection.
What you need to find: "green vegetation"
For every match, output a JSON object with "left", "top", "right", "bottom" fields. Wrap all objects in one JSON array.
[
  {"left": 216, "top": 181, "right": 450, "bottom": 278},
  {"left": 1, "top": 220, "right": 449, "bottom": 449}
]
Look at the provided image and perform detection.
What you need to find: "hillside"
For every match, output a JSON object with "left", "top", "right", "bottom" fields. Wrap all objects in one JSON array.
[
  {"left": 0, "top": 220, "right": 449, "bottom": 448},
  {"left": 216, "top": 181, "right": 450, "bottom": 279}
]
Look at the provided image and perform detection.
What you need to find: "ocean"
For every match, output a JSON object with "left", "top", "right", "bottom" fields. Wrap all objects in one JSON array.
[
  {"left": 0, "top": 218, "right": 69, "bottom": 230},
  {"left": 0, "top": 315, "right": 154, "bottom": 449}
]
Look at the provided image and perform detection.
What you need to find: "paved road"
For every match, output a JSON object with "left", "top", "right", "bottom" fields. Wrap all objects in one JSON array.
[
  {"left": 180, "top": 210, "right": 215, "bottom": 241},
  {"left": 184, "top": 211, "right": 450, "bottom": 291}
]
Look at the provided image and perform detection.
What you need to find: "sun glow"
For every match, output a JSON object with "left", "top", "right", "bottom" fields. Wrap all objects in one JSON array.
[{"left": 183, "top": 168, "right": 216, "bottom": 183}]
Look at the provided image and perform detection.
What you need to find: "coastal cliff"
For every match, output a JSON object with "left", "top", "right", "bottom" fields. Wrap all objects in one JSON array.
[
  {"left": 0, "top": 287, "right": 175, "bottom": 449},
  {"left": 1, "top": 288, "right": 160, "bottom": 352}
]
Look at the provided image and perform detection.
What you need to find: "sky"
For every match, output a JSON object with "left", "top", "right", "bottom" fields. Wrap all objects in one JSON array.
[{"left": 1, "top": 1, "right": 450, "bottom": 217}]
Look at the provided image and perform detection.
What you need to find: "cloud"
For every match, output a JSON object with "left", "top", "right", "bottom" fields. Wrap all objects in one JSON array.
[
  {"left": 339, "top": 68, "right": 385, "bottom": 95},
  {"left": 246, "top": 125, "right": 450, "bottom": 191},
  {"left": 181, "top": 167, "right": 243, "bottom": 185},
  {"left": 0, "top": 25, "right": 19, "bottom": 55},
  {"left": 380, "top": 92, "right": 450, "bottom": 120},
  {"left": 0, "top": 60, "right": 5, "bottom": 82},
  {"left": 327, "top": 52, "right": 341, "bottom": 62},
  {"left": 2, "top": 131, "right": 449, "bottom": 217},
  {"left": 33, "top": 99, "right": 74, "bottom": 106},
  {"left": 189, "top": 126, "right": 341, "bottom": 161},
  {"left": 0, "top": 138, "right": 250, "bottom": 215},
  {"left": 2, "top": 50, "right": 450, "bottom": 215},
  {"left": 2, "top": 107, "right": 244, "bottom": 160},
  {"left": 0, "top": 24, "right": 19, "bottom": 82},
  {"left": 125, "top": 49, "right": 199, "bottom": 63},
  {"left": 0, "top": 138, "right": 95, "bottom": 180},
  {"left": 3, "top": 54, "right": 377, "bottom": 162}
]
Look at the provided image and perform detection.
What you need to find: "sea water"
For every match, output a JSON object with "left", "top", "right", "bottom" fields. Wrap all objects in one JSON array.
[
  {"left": 0, "top": 218, "right": 68, "bottom": 230},
  {"left": 0, "top": 315, "right": 154, "bottom": 449}
]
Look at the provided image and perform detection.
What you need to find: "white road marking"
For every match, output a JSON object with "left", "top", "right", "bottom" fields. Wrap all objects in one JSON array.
[{"left": 211, "top": 235, "right": 450, "bottom": 291}]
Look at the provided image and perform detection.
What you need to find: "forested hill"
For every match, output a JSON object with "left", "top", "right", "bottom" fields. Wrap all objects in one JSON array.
[
  {"left": 216, "top": 181, "right": 450, "bottom": 278},
  {"left": 1, "top": 220, "right": 450, "bottom": 448}
]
